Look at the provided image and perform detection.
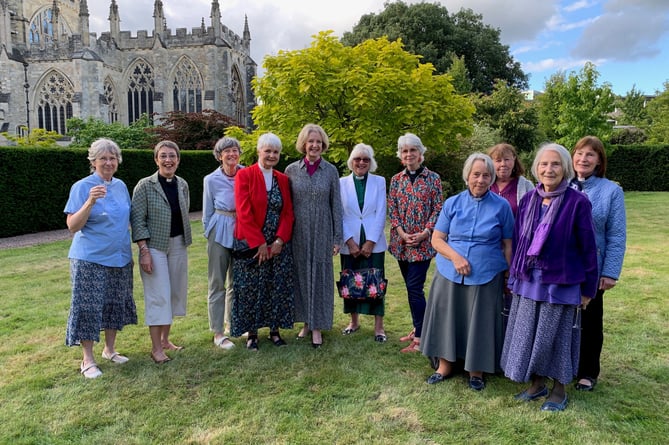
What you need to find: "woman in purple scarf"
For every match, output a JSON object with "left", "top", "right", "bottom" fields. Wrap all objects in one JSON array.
[{"left": 500, "top": 143, "right": 598, "bottom": 412}]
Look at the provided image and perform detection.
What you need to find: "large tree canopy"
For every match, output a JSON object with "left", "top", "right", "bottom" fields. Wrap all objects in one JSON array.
[
  {"left": 341, "top": 1, "right": 527, "bottom": 94},
  {"left": 646, "top": 81, "right": 669, "bottom": 144},
  {"left": 251, "top": 31, "right": 474, "bottom": 164},
  {"left": 538, "top": 62, "right": 614, "bottom": 149}
]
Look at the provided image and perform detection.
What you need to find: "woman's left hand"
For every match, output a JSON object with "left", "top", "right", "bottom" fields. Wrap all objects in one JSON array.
[
  {"left": 360, "top": 241, "right": 375, "bottom": 258},
  {"left": 255, "top": 243, "right": 271, "bottom": 264},
  {"left": 333, "top": 244, "right": 341, "bottom": 256},
  {"left": 580, "top": 296, "right": 592, "bottom": 309},
  {"left": 599, "top": 277, "right": 617, "bottom": 291}
]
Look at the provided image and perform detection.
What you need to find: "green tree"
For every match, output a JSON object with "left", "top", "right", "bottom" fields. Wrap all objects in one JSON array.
[
  {"left": 341, "top": 1, "right": 527, "bottom": 94},
  {"left": 67, "top": 115, "right": 156, "bottom": 149},
  {"left": 252, "top": 31, "right": 474, "bottom": 164},
  {"left": 646, "top": 81, "right": 669, "bottom": 144},
  {"left": 617, "top": 85, "right": 650, "bottom": 127},
  {"left": 537, "top": 62, "right": 614, "bottom": 148},
  {"left": 446, "top": 54, "right": 472, "bottom": 94},
  {"left": 473, "top": 80, "right": 540, "bottom": 152}
]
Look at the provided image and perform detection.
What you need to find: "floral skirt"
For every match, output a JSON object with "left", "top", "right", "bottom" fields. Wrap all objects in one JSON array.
[{"left": 66, "top": 259, "right": 137, "bottom": 346}]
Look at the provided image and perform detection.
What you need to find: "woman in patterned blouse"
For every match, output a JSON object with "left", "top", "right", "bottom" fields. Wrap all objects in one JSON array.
[{"left": 387, "top": 133, "right": 443, "bottom": 353}]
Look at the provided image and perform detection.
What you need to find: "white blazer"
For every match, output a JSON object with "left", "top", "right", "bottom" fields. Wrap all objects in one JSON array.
[{"left": 339, "top": 173, "right": 388, "bottom": 254}]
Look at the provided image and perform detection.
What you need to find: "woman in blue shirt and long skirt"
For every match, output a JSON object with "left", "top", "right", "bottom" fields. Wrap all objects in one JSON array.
[{"left": 421, "top": 153, "right": 514, "bottom": 390}]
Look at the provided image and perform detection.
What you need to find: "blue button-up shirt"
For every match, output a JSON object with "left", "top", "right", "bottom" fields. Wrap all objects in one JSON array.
[
  {"left": 202, "top": 166, "right": 241, "bottom": 248},
  {"left": 435, "top": 190, "right": 514, "bottom": 285}
]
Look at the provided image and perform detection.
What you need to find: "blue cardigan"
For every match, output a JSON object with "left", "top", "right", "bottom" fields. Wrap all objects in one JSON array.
[
  {"left": 579, "top": 175, "right": 626, "bottom": 280},
  {"left": 511, "top": 187, "right": 599, "bottom": 299}
]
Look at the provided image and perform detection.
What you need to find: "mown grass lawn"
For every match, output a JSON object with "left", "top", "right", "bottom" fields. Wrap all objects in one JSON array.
[{"left": 0, "top": 192, "right": 667, "bottom": 445}]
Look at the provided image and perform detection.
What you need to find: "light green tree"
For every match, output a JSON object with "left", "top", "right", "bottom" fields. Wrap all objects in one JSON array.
[
  {"left": 0, "top": 127, "right": 60, "bottom": 147},
  {"left": 252, "top": 31, "right": 474, "bottom": 164},
  {"left": 646, "top": 81, "right": 669, "bottom": 144},
  {"left": 617, "top": 85, "right": 650, "bottom": 127},
  {"left": 67, "top": 114, "right": 156, "bottom": 150},
  {"left": 538, "top": 62, "right": 615, "bottom": 148}
]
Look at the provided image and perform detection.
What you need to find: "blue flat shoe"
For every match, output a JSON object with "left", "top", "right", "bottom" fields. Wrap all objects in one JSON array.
[
  {"left": 468, "top": 376, "right": 485, "bottom": 391},
  {"left": 426, "top": 372, "right": 453, "bottom": 384},
  {"left": 514, "top": 386, "right": 549, "bottom": 401},
  {"left": 541, "top": 394, "right": 568, "bottom": 412}
]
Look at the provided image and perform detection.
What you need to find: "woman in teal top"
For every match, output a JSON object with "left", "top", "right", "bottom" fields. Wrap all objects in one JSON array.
[{"left": 64, "top": 138, "right": 136, "bottom": 379}]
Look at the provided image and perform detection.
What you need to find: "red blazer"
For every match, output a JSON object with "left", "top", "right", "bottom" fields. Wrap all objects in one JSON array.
[{"left": 234, "top": 163, "right": 294, "bottom": 248}]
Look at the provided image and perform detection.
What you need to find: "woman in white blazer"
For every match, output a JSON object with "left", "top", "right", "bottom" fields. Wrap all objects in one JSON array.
[{"left": 339, "top": 143, "right": 389, "bottom": 342}]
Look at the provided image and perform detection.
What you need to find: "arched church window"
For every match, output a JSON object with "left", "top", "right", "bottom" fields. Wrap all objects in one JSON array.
[
  {"left": 29, "top": 9, "right": 53, "bottom": 44},
  {"left": 231, "top": 67, "right": 244, "bottom": 126},
  {"left": 36, "top": 71, "right": 74, "bottom": 135},
  {"left": 172, "top": 58, "right": 203, "bottom": 113},
  {"left": 127, "top": 60, "right": 154, "bottom": 124},
  {"left": 104, "top": 78, "right": 119, "bottom": 123}
]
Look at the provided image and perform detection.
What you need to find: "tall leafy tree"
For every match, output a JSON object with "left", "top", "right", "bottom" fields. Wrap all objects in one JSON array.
[
  {"left": 252, "top": 31, "right": 474, "bottom": 164},
  {"left": 537, "top": 62, "right": 614, "bottom": 148},
  {"left": 341, "top": 1, "right": 527, "bottom": 94},
  {"left": 617, "top": 85, "right": 650, "bottom": 127},
  {"left": 646, "top": 81, "right": 669, "bottom": 144},
  {"left": 474, "top": 80, "right": 540, "bottom": 152}
]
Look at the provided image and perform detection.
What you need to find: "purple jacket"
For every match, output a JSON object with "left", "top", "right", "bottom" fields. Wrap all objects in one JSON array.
[{"left": 510, "top": 187, "right": 599, "bottom": 299}]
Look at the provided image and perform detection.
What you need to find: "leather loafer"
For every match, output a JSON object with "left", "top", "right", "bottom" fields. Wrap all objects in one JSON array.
[
  {"left": 468, "top": 376, "right": 485, "bottom": 391},
  {"left": 514, "top": 386, "right": 549, "bottom": 401},
  {"left": 426, "top": 372, "right": 453, "bottom": 384},
  {"left": 541, "top": 394, "right": 569, "bottom": 412}
]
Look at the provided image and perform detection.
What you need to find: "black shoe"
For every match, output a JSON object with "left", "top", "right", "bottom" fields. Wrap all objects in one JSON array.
[
  {"left": 246, "top": 335, "right": 259, "bottom": 351},
  {"left": 269, "top": 331, "right": 287, "bottom": 347},
  {"left": 574, "top": 377, "right": 597, "bottom": 391},
  {"left": 311, "top": 341, "right": 322, "bottom": 349}
]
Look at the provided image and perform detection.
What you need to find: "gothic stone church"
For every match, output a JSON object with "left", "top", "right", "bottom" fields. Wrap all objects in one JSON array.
[{"left": 0, "top": 0, "right": 256, "bottom": 136}]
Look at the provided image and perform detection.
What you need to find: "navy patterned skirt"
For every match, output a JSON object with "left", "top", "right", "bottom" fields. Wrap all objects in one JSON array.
[{"left": 66, "top": 259, "right": 137, "bottom": 346}]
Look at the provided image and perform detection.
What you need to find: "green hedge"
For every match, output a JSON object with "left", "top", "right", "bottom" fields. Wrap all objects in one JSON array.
[
  {"left": 607, "top": 145, "right": 669, "bottom": 191},
  {"left": 0, "top": 147, "right": 219, "bottom": 238},
  {"left": 1, "top": 144, "right": 667, "bottom": 238}
]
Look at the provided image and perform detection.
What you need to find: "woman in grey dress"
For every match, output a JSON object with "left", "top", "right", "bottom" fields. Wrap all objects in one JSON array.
[{"left": 285, "top": 124, "right": 343, "bottom": 348}]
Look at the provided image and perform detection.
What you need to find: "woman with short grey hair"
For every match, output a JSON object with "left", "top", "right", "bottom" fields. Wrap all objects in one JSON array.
[
  {"left": 202, "top": 136, "right": 243, "bottom": 350},
  {"left": 65, "top": 138, "right": 136, "bottom": 378}
]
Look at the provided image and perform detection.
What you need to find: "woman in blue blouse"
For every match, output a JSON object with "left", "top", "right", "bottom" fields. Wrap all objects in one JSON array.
[
  {"left": 64, "top": 138, "right": 137, "bottom": 379},
  {"left": 422, "top": 153, "right": 513, "bottom": 390},
  {"left": 571, "top": 136, "right": 627, "bottom": 392},
  {"left": 202, "top": 137, "right": 243, "bottom": 350}
]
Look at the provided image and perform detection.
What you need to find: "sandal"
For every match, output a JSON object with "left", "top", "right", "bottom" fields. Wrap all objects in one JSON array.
[
  {"left": 374, "top": 334, "right": 387, "bottom": 343},
  {"left": 341, "top": 326, "right": 360, "bottom": 335},
  {"left": 101, "top": 351, "right": 129, "bottom": 364},
  {"left": 399, "top": 329, "right": 415, "bottom": 343},
  {"left": 575, "top": 377, "right": 597, "bottom": 391},
  {"left": 400, "top": 339, "right": 421, "bottom": 353},
  {"left": 269, "top": 331, "right": 287, "bottom": 347},
  {"left": 214, "top": 336, "right": 235, "bottom": 350},
  {"left": 246, "top": 334, "right": 259, "bottom": 351},
  {"left": 80, "top": 361, "right": 102, "bottom": 379}
]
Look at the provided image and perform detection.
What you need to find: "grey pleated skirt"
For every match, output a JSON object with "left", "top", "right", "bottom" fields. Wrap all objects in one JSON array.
[{"left": 420, "top": 271, "right": 504, "bottom": 374}]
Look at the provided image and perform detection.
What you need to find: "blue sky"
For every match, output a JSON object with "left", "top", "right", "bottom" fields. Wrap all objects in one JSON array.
[{"left": 88, "top": 0, "right": 669, "bottom": 96}]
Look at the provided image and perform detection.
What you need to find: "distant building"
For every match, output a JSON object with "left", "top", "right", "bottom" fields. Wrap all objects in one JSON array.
[
  {"left": 522, "top": 90, "right": 543, "bottom": 101},
  {"left": 0, "top": 0, "right": 256, "bottom": 136}
]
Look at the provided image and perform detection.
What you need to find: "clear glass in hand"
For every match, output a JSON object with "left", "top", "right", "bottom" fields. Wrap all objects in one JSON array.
[{"left": 101, "top": 180, "right": 112, "bottom": 216}]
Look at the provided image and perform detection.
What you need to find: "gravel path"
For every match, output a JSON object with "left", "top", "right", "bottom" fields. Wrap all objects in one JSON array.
[{"left": 0, "top": 212, "right": 203, "bottom": 250}]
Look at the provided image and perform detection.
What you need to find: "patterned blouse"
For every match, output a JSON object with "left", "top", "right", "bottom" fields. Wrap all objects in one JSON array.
[{"left": 387, "top": 166, "right": 443, "bottom": 262}]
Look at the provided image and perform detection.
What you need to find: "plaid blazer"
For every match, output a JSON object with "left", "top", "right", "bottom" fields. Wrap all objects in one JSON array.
[{"left": 131, "top": 172, "right": 192, "bottom": 251}]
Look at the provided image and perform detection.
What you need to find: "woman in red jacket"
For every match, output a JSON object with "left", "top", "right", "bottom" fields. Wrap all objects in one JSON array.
[{"left": 232, "top": 133, "right": 295, "bottom": 350}]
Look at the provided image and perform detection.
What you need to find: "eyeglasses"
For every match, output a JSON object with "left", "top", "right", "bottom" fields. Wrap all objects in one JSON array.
[
  {"left": 158, "top": 154, "right": 178, "bottom": 160},
  {"left": 97, "top": 156, "right": 117, "bottom": 163},
  {"left": 353, "top": 157, "right": 370, "bottom": 163}
]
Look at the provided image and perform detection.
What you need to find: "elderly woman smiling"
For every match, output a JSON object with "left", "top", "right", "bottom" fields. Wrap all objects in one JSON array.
[
  {"left": 501, "top": 143, "right": 598, "bottom": 412},
  {"left": 421, "top": 153, "right": 514, "bottom": 390}
]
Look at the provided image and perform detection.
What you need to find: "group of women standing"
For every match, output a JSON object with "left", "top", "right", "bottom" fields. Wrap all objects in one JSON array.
[
  {"left": 64, "top": 128, "right": 626, "bottom": 411},
  {"left": 420, "top": 137, "right": 626, "bottom": 413}
]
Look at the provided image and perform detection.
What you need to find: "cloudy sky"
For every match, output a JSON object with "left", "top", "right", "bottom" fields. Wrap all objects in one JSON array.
[{"left": 87, "top": 0, "right": 669, "bottom": 95}]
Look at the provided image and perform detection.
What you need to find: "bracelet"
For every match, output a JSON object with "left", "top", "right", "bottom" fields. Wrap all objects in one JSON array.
[
  {"left": 273, "top": 239, "right": 283, "bottom": 246},
  {"left": 139, "top": 245, "right": 149, "bottom": 253}
]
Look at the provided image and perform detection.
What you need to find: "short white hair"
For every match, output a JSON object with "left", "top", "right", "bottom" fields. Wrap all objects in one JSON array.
[
  {"left": 346, "top": 143, "right": 378, "bottom": 172},
  {"left": 462, "top": 152, "right": 495, "bottom": 184},
  {"left": 531, "top": 143, "right": 574, "bottom": 183},
  {"left": 396, "top": 133, "right": 426, "bottom": 159}
]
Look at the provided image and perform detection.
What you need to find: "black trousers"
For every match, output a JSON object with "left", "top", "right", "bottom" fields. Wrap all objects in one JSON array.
[{"left": 577, "top": 288, "right": 605, "bottom": 380}]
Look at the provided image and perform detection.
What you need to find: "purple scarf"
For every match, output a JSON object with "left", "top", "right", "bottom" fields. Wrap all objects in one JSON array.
[{"left": 512, "top": 179, "right": 568, "bottom": 279}]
